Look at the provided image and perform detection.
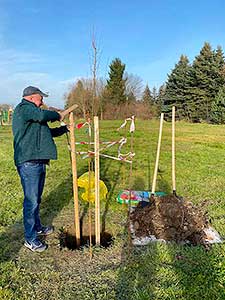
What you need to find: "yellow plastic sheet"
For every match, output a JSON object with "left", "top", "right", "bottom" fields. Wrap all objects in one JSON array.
[{"left": 77, "top": 171, "right": 108, "bottom": 202}]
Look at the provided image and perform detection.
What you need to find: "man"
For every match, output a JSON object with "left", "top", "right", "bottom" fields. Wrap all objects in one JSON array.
[{"left": 12, "top": 86, "right": 68, "bottom": 252}]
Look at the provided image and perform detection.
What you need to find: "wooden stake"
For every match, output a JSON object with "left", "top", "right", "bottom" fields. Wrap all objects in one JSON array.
[
  {"left": 172, "top": 106, "right": 176, "bottom": 194},
  {"left": 62, "top": 104, "right": 78, "bottom": 117},
  {"left": 87, "top": 120, "right": 93, "bottom": 259},
  {"left": 94, "top": 116, "right": 100, "bottom": 245},
  {"left": 151, "top": 113, "right": 164, "bottom": 195},
  {"left": 69, "top": 112, "right": 80, "bottom": 247},
  {"left": 87, "top": 160, "right": 93, "bottom": 257}
]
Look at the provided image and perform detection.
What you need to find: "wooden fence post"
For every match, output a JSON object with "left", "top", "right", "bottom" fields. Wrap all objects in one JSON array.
[
  {"left": 94, "top": 116, "right": 100, "bottom": 245},
  {"left": 69, "top": 112, "right": 80, "bottom": 247}
]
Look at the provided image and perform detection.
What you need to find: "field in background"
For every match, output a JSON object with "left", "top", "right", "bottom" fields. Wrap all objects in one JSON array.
[{"left": 0, "top": 119, "right": 225, "bottom": 299}]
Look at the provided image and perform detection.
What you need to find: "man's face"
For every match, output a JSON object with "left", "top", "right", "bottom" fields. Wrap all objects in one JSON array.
[{"left": 31, "top": 94, "right": 43, "bottom": 107}]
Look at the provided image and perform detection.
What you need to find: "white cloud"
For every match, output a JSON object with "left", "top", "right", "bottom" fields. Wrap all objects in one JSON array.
[
  {"left": 0, "top": 7, "right": 78, "bottom": 108},
  {"left": 0, "top": 48, "right": 42, "bottom": 72},
  {"left": 0, "top": 71, "right": 78, "bottom": 108},
  {"left": 0, "top": 42, "right": 78, "bottom": 108}
]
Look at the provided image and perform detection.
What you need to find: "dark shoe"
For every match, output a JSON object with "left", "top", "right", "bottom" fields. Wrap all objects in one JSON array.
[
  {"left": 24, "top": 239, "right": 47, "bottom": 252},
  {"left": 37, "top": 226, "right": 54, "bottom": 236}
]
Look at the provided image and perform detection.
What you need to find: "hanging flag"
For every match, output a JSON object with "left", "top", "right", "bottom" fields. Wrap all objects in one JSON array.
[
  {"left": 76, "top": 122, "right": 85, "bottom": 129},
  {"left": 130, "top": 115, "right": 135, "bottom": 133},
  {"left": 117, "top": 116, "right": 136, "bottom": 132}
]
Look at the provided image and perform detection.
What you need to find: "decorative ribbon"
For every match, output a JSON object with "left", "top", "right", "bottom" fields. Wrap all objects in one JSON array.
[
  {"left": 117, "top": 115, "right": 135, "bottom": 133},
  {"left": 76, "top": 121, "right": 91, "bottom": 137}
]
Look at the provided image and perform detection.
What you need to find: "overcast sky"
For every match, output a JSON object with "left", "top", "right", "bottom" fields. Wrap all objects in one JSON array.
[{"left": 1, "top": 0, "right": 225, "bottom": 108}]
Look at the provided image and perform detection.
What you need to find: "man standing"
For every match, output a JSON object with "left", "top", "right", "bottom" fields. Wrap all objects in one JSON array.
[{"left": 12, "top": 86, "right": 68, "bottom": 252}]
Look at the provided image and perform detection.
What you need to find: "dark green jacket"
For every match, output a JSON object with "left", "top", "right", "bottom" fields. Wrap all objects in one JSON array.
[{"left": 12, "top": 99, "right": 66, "bottom": 166}]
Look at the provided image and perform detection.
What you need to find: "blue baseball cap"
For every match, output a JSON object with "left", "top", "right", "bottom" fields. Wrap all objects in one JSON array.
[{"left": 22, "top": 86, "right": 49, "bottom": 97}]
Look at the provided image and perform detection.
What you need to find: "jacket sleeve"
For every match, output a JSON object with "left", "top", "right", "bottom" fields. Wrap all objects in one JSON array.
[
  {"left": 50, "top": 125, "right": 69, "bottom": 137},
  {"left": 22, "top": 105, "right": 60, "bottom": 123}
]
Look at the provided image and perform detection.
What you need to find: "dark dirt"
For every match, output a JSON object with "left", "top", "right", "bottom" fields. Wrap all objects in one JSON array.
[
  {"left": 130, "top": 195, "right": 209, "bottom": 245},
  {"left": 59, "top": 224, "right": 113, "bottom": 250}
]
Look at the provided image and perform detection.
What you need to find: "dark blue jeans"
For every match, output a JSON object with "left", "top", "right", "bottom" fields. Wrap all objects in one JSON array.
[{"left": 17, "top": 162, "right": 46, "bottom": 242}]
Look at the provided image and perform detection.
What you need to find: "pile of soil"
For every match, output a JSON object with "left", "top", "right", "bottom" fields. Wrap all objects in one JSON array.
[{"left": 130, "top": 195, "right": 209, "bottom": 245}]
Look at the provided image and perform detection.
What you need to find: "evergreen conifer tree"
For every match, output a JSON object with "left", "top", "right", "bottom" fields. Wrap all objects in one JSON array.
[
  {"left": 105, "top": 58, "right": 127, "bottom": 105},
  {"left": 191, "top": 42, "right": 216, "bottom": 121},
  {"left": 210, "top": 86, "right": 225, "bottom": 124},
  {"left": 213, "top": 46, "right": 225, "bottom": 91},
  {"left": 164, "top": 55, "right": 191, "bottom": 120},
  {"left": 189, "top": 43, "right": 225, "bottom": 121},
  {"left": 152, "top": 86, "right": 158, "bottom": 102},
  {"left": 142, "top": 84, "right": 154, "bottom": 105},
  {"left": 156, "top": 84, "right": 166, "bottom": 116}
]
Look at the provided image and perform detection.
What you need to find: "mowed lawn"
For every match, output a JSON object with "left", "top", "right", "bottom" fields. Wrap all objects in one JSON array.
[{"left": 0, "top": 119, "right": 225, "bottom": 300}]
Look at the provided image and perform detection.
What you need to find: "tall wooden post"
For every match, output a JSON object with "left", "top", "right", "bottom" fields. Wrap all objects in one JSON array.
[
  {"left": 172, "top": 106, "right": 176, "bottom": 194},
  {"left": 69, "top": 112, "right": 80, "bottom": 247},
  {"left": 151, "top": 113, "right": 164, "bottom": 195},
  {"left": 94, "top": 116, "right": 100, "bottom": 245}
]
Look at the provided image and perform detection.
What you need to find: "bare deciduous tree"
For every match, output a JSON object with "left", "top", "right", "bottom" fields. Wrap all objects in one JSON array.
[
  {"left": 90, "top": 30, "right": 102, "bottom": 117},
  {"left": 124, "top": 72, "right": 143, "bottom": 101},
  {"left": 65, "top": 79, "right": 93, "bottom": 118}
]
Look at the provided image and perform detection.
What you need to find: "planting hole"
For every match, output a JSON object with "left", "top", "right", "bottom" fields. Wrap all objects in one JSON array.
[{"left": 59, "top": 225, "right": 113, "bottom": 250}]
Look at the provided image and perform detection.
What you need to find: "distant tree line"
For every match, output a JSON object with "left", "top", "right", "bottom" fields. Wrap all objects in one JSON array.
[
  {"left": 65, "top": 42, "right": 225, "bottom": 122},
  {"left": 163, "top": 42, "right": 225, "bottom": 123},
  {"left": 65, "top": 57, "right": 164, "bottom": 119}
]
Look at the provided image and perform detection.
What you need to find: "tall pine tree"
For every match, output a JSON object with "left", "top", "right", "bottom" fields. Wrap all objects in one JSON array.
[
  {"left": 152, "top": 86, "right": 158, "bottom": 102},
  {"left": 105, "top": 58, "right": 127, "bottom": 105},
  {"left": 210, "top": 86, "right": 225, "bottom": 124},
  {"left": 164, "top": 55, "right": 192, "bottom": 120},
  {"left": 190, "top": 42, "right": 216, "bottom": 121},
  {"left": 142, "top": 84, "right": 154, "bottom": 105},
  {"left": 212, "top": 46, "right": 225, "bottom": 92},
  {"left": 157, "top": 84, "right": 166, "bottom": 116}
]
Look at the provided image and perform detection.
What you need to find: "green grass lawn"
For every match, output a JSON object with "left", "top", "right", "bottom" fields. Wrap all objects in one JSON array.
[{"left": 0, "top": 119, "right": 225, "bottom": 300}]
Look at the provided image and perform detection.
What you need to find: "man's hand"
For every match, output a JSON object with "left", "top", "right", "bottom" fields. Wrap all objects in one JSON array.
[
  {"left": 59, "top": 104, "right": 78, "bottom": 121},
  {"left": 59, "top": 111, "right": 66, "bottom": 121}
]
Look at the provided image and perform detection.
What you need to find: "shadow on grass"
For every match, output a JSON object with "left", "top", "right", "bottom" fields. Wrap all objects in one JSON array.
[
  {"left": 100, "top": 157, "right": 123, "bottom": 234},
  {"left": 131, "top": 176, "right": 146, "bottom": 191},
  {"left": 115, "top": 195, "right": 225, "bottom": 300},
  {"left": 169, "top": 243, "right": 225, "bottom": 300},
  {"left": 157, "top": 167, "right": 171, "bottom": 194},
  {"left": 154, "top": 242, "right": 225, "bottom": 299},
  {"left": 147, "top": 155, "right": 152, "bottom": 191},
  {"left": 69, "top": 157, "right": 122, "bottom": 238},
  {"left": 0, "top": 174, "right": 73, "bottom": 263},
  {"left": 115, "top": 224, "right": 160, "bottom": 299},
  {"left": 115, "top": 230, "right": 225, "bottom": 299},
  {"left": 114, "top": 162, "right": 225, "bottom": 299}
]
